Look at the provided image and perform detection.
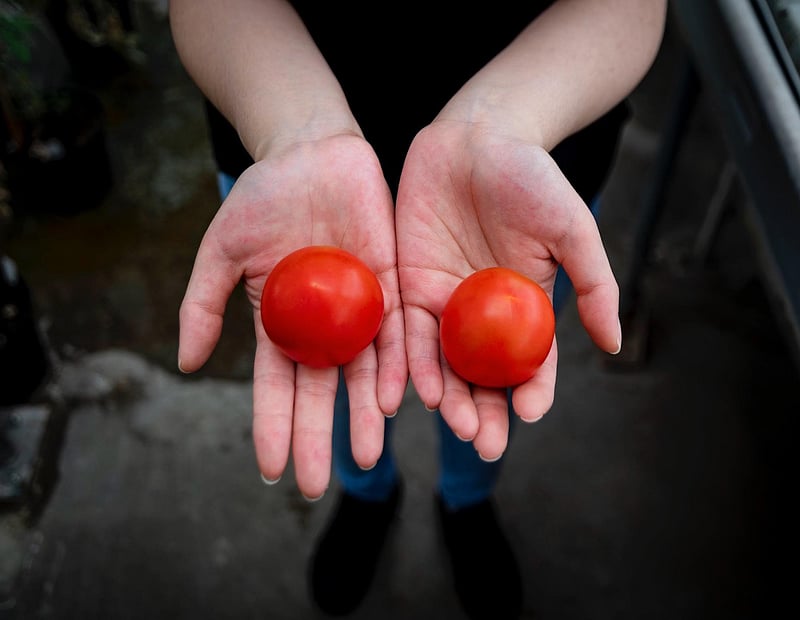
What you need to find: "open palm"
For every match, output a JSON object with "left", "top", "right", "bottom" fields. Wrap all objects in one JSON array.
[
  {"left": 179, "top": 134, "right": 407, "bottom": 499},
  {"left": 396, "top": 121, "right": 620, "bottom": 460}
]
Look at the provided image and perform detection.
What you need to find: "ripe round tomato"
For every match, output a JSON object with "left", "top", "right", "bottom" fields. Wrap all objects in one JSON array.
[
  {"left": 439, "top": 267, "right": 555, "bottom": 388},
  {"left": 260, "top": 245, "right": 384, "bottom": 368}
]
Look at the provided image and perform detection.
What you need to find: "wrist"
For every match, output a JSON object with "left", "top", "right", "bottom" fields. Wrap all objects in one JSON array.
[
  {"left": 436, "top": 88, "right": 549, "bottom": 150},
  {"left": 248, "top": 105, "right": 363, "bottom": 162}
]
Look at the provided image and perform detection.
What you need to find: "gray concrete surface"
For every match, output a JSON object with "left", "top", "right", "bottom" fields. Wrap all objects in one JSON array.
[{"left": 1, "top": 3, "right": 798, "bottom": 619}]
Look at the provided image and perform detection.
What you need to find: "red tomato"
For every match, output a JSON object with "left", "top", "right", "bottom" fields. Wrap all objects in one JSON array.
[
  {"left": 439, "top": 267, "right": 555, "bottom": 388},
  {"left": 260, "top": 245, "right": 384, "bottom": 368}
]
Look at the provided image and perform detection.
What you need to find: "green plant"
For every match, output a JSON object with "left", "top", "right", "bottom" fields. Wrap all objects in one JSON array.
[
  {"left": 0, "top": 0, "right": 121, "bottom": 214},
  {"left": 1, "top": 3, "right": 41, "bottom": 144},
  {"left": 0, "top": 0, "right": 140, "bottom": 150}
]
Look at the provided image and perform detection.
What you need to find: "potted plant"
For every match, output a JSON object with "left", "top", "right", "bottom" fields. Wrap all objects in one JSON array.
[{"left": 0, "top": 0, "right": 115, "bottom": 216}]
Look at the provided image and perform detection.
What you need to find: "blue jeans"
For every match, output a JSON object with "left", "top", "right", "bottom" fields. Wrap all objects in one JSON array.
[
  {"left": 333, "top": 261, "right": 579, "bottom": 510},
  {"left": 218, "top": 170, "right": 598, "bottom": 510}
]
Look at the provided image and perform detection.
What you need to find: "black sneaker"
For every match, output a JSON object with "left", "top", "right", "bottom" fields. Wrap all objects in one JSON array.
[
  {"left": 310, "top": 481, "right": 402, "bottom": 615},
  {"left": 436, "top": 495, "right": 523, "bottom": 620}
]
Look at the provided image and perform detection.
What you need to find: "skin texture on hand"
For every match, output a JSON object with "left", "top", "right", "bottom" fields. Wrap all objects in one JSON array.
[
  {"left": 394, "top": 0, "right": 665, "bottom": 461},
  {"left": 170, "top": 0, "right": 667, "bottom": 494},
  {"left": 178, "top": 134, "right": 407, "bottom": 499},
  {"left": 396, "top": 121, "right": 620, "bottom": 461}
]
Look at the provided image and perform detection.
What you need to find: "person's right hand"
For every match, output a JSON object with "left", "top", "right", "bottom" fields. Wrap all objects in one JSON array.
[{"left": 178, "top": 134, "right": 407, "bottom": 500}]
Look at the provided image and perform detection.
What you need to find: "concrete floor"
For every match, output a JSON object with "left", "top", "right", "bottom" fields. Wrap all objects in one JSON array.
[{"left": 2, "top": 3, "right": 798, "bottom": 619}]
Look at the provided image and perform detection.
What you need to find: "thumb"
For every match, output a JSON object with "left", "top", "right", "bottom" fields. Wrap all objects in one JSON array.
[
  {"left": 556, "top": 206, "right": 621, "bottom": 355},
  {"left": 178, "top": 236, "right": 241, "bottom": 372}
]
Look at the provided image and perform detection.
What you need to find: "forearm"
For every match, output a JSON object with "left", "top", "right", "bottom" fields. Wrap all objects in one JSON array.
[
  {"left": 168, "top": 0, "right": 360, "bottom": 160},
  {"left": 438, "top": 0, "right": 668, "bottom": 150}
]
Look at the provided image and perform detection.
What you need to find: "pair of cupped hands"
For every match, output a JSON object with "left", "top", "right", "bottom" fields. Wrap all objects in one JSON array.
[{"left": 177, "top": 120, "right": 621, "bottom": 500}]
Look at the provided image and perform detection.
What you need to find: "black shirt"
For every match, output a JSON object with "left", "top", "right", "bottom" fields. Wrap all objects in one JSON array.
[{"left": 205, "top": 0, "right": 629, "bottom": 201}]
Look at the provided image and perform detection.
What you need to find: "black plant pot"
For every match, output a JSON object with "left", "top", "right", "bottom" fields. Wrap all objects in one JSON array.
[
  {"left": 0, "top": 256, "right": 49, "bottom": 407},
  {"left": 2, "top": 87, "right": 113, "bottom": 216}
]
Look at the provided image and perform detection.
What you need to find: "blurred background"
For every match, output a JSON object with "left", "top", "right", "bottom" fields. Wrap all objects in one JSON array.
[
  {"left": 1, "top": 1, "right": 799, "bottom": 619},
  {"left": 0, "top": 0, "right": 253, "bottom": 383}
]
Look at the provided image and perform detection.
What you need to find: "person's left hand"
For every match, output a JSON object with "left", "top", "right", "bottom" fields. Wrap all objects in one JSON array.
[{"left": 396, "top": 120, "right": 621, "bottom": 461}]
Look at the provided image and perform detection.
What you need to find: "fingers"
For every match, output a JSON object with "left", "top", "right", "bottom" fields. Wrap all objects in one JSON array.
[
  {"left": 252, "top": 313, "right": 338, "bottom": 501},
  {"left": 470, "top": 386, "right": 511, "bottom": 461},
  {"left": 291, "top": 363, "right": 339, "bottom": 500},
  {"left": 253, "top": 321, "right": 389, "bottom": 499},
  {"left": 439, "top": 339, "right": 559, "bottom": 461},
  {"left": 252, "top": 324, "right": 295, "bottom": 485},
  {"left": 178, "top": 235, "right": 241, "bottom": 372},
  {"left": 557, "top": 207, "right": 622, "bottom": 355},
  {"left": 375, "top": 299, "right": 409, "bottom": 417},
  {"left": 438, "top": 374, "right": 510, "bottom": 462},
  {"left": 438, "top": 362, "right": 479, "bottom": 442},
  {"left": 511, "top": 337, "right": 558, "bottom": 423},
  {"left": 343, "top": 346, "right": 386, "bottom": 469},
  {"left": 404, "top": 304, "right": 444, "bottom": 410}
]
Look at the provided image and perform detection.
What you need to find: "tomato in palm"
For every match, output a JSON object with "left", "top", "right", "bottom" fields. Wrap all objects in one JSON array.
[
  {"left": 439, "top": 267, "right": 555, "bottom": 388},
  {"left": 260, "top": 245, "right": 384, "bottom": 368}
]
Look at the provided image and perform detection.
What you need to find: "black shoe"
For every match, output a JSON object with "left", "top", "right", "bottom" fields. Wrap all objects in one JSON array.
[
  {"left": 436, "top": 495, "right": 523, "bottom": 620},
  {"left": 310, "top": 482, "right": 402, "bottom": 615}
]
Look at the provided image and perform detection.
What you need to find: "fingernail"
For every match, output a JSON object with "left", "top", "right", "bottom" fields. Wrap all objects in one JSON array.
[
  {"left": 302, "top": 490, "right": 326, "bottom": 503},
  {"left": 359, "top": 461, "right": 377, "bottom": 471},
  {"left": 424, "top": 405, "right": 438, "bottom": 413},
  {"left": 478, "top": 452, "right": 503, "bottom": 463},
  {"left": 385, "top": 410, "right": 398, "bottom": 419},
  {"left": 260, "top": 473, "right": 281, "bottom": 486},
  {"left": 520, "top": 415, "right": 544, "bottom": 424},
  {"left": 178, "top": 355, "right": 188, "bottom": 374},
  {"left": 611, "top": 317, "right": 623, "bottom": 355}
]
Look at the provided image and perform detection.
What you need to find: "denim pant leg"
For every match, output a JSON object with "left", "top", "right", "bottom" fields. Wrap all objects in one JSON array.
[
  {"left": 217, "top": 171, "right": 237, "bottom": 201},
  {"left": 437, "top": 196, "right": 602, "bottom": 510},
  {"left": 332, "top": 370, "right": 399, "bottom": 501}
]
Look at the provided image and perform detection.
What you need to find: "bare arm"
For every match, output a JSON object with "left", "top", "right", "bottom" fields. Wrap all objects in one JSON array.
[
  {"left": 168, "top": 0, "right": 404, "bottom": 497},
  {"left": 396, "top": 0, "right": 668, "bottom": 453},
  {"left": 168, "top": 0, "right": 361, "bottom": 159},
  {"left": 438, "top": 0, "right": 668, "bottom": 149}
]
